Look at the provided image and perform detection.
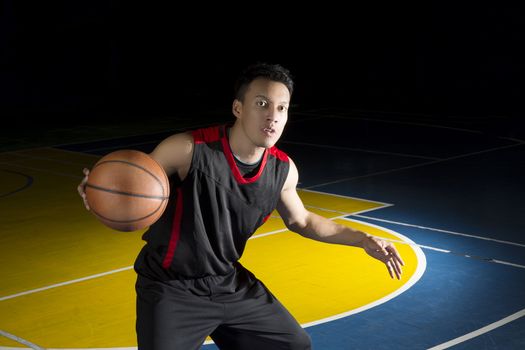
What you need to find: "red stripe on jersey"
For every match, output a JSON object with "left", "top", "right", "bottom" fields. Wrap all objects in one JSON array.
[
  {"left": 221, "top": 134, "right": 269, "bottom": 184},
  {"left": 268, "top": 147, "right": 289, "bottom": 162},
  {"left": 262, "top": 213, "right": 271, "bottom": 223},
  {"left": 192, "top": 125, "right": 221, "bottom": 144},
  {"left": 162, "top": 187, "right": 183, "bottom": 269}
]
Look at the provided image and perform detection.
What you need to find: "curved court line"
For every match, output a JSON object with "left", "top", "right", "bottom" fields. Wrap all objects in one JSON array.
[
  {"left": 0, "top": 330, "right": 45, "bottom": 350},
  {"left": 301, "top": 219, "right": 426, "bottom": 327},
  {"left": 428, "top": 308, "right": 525, "bottom": 350},
  {"left": 0, "top": 169, "right": 34, "bottom": 199}
]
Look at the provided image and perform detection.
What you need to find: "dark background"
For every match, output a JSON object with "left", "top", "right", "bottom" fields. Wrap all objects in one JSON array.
[{"left": 1, "top": 2, "right": 523, "bottom": 135}]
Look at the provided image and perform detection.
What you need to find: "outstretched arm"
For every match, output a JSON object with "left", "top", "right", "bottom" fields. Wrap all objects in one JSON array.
[{"left": 276, "top": 158, "right": 405, "bottom": 279}]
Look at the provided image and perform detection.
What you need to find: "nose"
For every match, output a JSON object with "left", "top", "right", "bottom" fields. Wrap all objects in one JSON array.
[{"left": 266, "top": 107, "right": 279, "bottom": 123}]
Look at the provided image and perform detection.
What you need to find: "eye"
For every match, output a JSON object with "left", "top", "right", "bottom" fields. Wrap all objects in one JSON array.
[
  {"left": 278, "top": 105, "right": 288, "bottom": 112},
  {"left": 256, "top": 100, "right": 268, "bottom": 108}
]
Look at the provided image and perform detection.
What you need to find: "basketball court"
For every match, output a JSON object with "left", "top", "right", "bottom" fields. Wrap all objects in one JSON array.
[{"left": 1, "top": 108, "right": 524, "bottom": 349}]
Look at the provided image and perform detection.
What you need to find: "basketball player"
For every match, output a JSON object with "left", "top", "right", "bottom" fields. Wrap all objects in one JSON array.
[{"left": 78, "top": 63, "right": 405, "bottom": 350}]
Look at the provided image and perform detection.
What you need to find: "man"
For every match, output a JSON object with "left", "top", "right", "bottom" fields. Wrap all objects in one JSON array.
[{"left": 78, "top": 62, "right": 404, "bottom": 349}]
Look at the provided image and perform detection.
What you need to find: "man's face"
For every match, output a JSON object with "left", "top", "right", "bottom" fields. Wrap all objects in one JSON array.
[{"left": 233, "top": 78, "right": 290, "bottom": 149}]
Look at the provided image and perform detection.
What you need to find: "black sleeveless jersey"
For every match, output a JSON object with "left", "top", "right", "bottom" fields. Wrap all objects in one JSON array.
[{"left": 134, "top": 125, "right": 290, "bottom": 283}]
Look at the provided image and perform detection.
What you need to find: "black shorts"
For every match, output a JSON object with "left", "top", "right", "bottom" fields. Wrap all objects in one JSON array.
[{"left": 135, "top": 273, "right": 312, "bottom": 350}]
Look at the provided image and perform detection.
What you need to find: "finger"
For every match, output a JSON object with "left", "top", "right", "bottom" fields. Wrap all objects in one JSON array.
[
  {"left": 84, "top": 197, "right": 90, "bottom": 210},
  {"left": 385, "top": 248, "right": 403, "bottom": 278},
  {"left": 388, "top": 257, "right": 402, "bottom": 280},
  {"left": 394, "top": 253, "right": 405, "bottom": 267},
  {"left": 392, "top": 257, "right": 402, "bottom": 279},
  {"left": 79, "top": 178, "right": 88, "bottom": 192},
  {"left": 386, "top": 261, "right": 394, "bottom": 279},
  {"left": 386, "top": 245, "right": 405, "bottom": 266},
  {"left": 78, "top": 190, "right": 90, "bottom": 210},
  {"left": 81, "top": 169, "right": 89, "bottom": 183}
]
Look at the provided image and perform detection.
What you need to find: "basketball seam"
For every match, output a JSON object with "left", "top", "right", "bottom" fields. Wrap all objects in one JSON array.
[
  {"left": 85, "top": 183, "right": 169, "bottom": 200},
  {"left": 90, "top": 201, "right": 167, "bottom": 223},
  {"left": 93, "top": 159, "right": 167, "bottom": 197}
]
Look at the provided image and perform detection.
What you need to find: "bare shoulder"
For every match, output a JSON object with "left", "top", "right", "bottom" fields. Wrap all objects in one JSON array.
[
  {"left": 282, "top": 156, "right": 299, "bottom": 192},
  {"left": 150, "top": 132, "right": 194, "bottom": 176}
]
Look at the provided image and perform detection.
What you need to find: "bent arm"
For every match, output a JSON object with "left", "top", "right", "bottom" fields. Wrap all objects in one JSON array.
[
  {"left": 276, "top": 158, "right": 404, "bottom": 279},
  {"left": 276, "top": 159, "right": 368, "bottom": 247}
]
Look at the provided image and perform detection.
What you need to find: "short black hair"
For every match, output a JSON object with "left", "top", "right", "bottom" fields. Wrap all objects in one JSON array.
[{"left": 233, "top": 63, "right": 294, "bottom": 101}]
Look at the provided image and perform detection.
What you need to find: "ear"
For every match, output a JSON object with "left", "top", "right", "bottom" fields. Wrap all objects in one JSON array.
[{"left": 232, "top": 99, "right": 242, "bottom": 119}]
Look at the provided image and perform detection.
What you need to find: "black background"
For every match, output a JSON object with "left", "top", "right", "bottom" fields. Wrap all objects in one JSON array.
[{"left": 1, "top": 2, "right": 523, "bottom": 133}]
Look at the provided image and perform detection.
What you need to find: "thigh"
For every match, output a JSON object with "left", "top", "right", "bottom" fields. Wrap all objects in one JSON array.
[
  {"left": 135, "top": 275, "right": 222, "bottom": 350},
  {"left": 210, "top": 284, "right": 312, "bottom": 350}
]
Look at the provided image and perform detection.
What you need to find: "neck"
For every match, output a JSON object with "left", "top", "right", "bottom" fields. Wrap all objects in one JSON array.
[{"left": 228, "top": 124, "right": 265, "bottom": 164}]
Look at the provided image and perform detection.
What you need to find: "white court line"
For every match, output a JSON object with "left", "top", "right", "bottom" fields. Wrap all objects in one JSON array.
[
  {"left": 0, "top": 267, "right": 133, "bottom": 302},
  {"left": 0, "top": 219, "right": 346, "bottom": 301},
  {"left": 353, "top": 214, "right": 525, "bottom": 248},
  {"left": 305, "top": 141, "right": 524, "bottom": 189},
  {"left": 300, "top": 187, "right": 393, "bottom": 207},
  {"left": 281, "top": 140, "right": 441, "bottom": 160},
  {"left": 0, "top": 330, "right": 45, "bottom": 350},
  {"left": 427, "top": 308, "right": 525, "bottom": 349},
  {"left": 3, "top": 308, "right": 524, "bottom": 350}
]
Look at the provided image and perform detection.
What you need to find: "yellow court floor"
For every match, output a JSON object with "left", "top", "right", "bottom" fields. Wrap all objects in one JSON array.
[{"left": 0, "top": 148, "right": 424, "bottom": 349}]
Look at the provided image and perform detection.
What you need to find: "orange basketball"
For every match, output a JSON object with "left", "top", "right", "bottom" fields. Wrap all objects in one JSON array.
[{"left": 85, "top": 149, "right": 170, "bottom": 232}]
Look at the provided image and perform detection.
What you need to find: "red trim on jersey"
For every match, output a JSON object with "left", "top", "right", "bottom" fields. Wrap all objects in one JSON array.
[
  {"left": 192, "top": 126, "right": 221, "bottom": 144},
  {"left": 162, "top": 187, "right": 183, "bottom": 269},
  {"left": 262, "top": 213, "right": 271, "bottom": 223},
  {"left": 268, "top": 146, "right": 289, "bottom": 162},
  {"left": 221, "top": 128, "right": 269, "bottom": 185}
]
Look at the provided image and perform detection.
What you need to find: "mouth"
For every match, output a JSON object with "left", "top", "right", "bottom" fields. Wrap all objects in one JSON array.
[{"left": 262, "top": 127, "right": 276, "bottom": 137}]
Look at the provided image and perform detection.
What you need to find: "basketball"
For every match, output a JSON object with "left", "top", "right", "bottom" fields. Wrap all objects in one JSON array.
[{"left": 85, "top": 150, "right": 170, "bottom": 232}]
